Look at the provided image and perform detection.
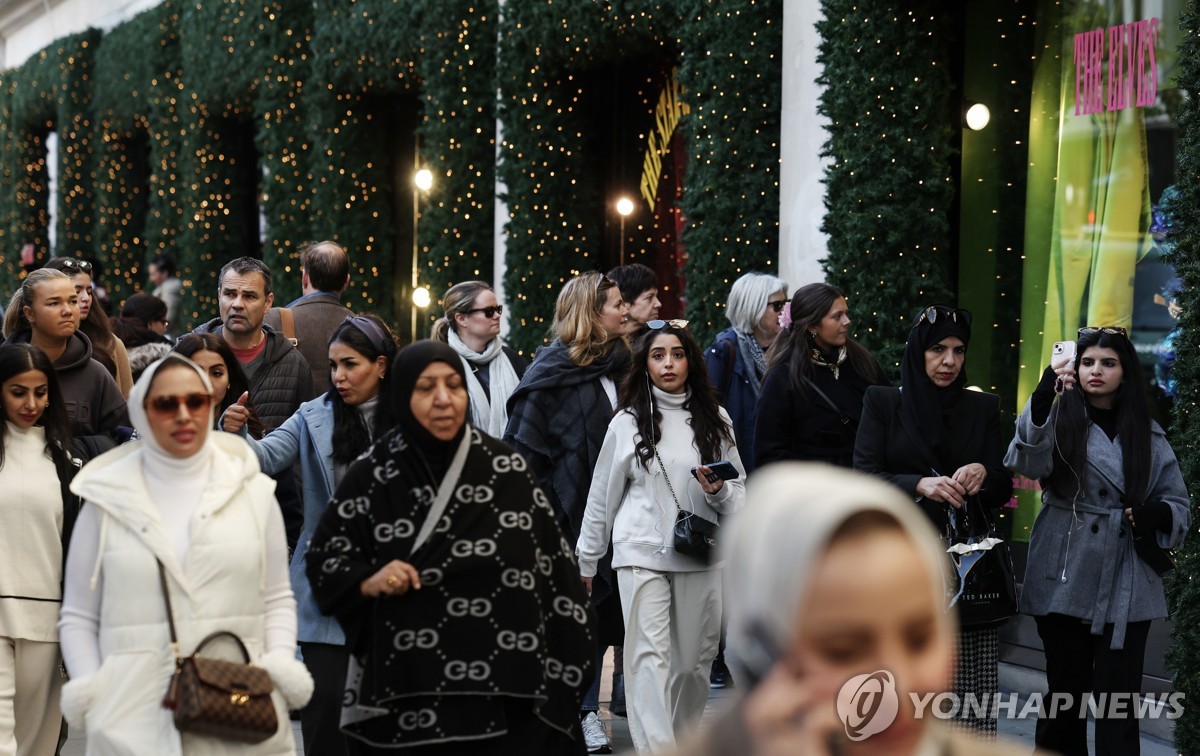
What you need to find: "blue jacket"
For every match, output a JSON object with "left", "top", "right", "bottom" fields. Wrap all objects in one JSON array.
[
  {"left": 705, "top": 328, "right": 761, "bottom": 473},
  {"left": 241, "top": 396, "right": 343, "bottom": 645}
]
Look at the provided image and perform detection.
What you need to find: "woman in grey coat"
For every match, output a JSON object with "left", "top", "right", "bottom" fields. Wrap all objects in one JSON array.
[{"left": 1005, "top": 326, "right": 1188, "bottom": 756}]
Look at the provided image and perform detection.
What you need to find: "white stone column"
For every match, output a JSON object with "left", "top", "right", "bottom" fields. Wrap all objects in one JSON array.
[{"left": 778, "top": 0, "right": 831, "bottom": 291}]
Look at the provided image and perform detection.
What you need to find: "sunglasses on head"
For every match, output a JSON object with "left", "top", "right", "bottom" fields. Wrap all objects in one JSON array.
[
  {"left": 146, "top": 393, "right": 212, "bottom": 417},
  {"left": 59, "top": 259, "right": 92, "bottom": 273},
  {"left": 768, "top": 300, "right": 787, "bottom": 313},
  {"left": 913, "top": 305, "right": 972, "bottom": 330},
  {"left": 465, "top": 305, "right": 503, "bottom": 318},
  {"left": 1078, "top": 326, "right": 1128, "bottom": 338},
  {"left": 646, "top": 319, "right": 689, "bottom": 330}
]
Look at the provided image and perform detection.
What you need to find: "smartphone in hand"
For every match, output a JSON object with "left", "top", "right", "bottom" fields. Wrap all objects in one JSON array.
[
  {"left": 1051, "top": 340, "right": 1076, "bottom": 365},
  {"left": 691, "top": 461, "right": 740, "bottom": 484}
]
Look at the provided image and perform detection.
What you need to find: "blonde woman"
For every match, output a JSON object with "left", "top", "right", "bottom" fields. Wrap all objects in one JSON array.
[
  {"left": 504, "top": 270, "right": 630, "bottom": 752},
  {"left": 431, "top": 281, "right": 527, "bottom": 437}
]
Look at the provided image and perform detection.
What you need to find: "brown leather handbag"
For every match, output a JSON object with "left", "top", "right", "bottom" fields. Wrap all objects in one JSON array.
[{"left": 157, "top": 562, "right": 278, "bottom": 744}]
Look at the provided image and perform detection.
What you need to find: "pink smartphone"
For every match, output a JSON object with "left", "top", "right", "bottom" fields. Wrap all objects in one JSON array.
[{"left": 1052, "top": 340, "right": 1076, "bottom": 365}]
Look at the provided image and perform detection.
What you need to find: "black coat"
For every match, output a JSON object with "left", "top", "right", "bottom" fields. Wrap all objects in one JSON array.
[
  {"left": 853, "top": 386, "right": 1013, "bottom": 525},
  {"left": 754, "top": 357, "right": 885, "bottom": 469}
]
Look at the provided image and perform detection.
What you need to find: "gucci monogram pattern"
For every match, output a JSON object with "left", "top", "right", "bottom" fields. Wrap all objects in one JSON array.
[{"left": 307, "top": 427, "right": 596, "bottom": 748}]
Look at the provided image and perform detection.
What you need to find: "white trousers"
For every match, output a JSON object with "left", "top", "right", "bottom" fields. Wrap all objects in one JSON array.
[
  {"left": 0, "top": 637, "right": 62, "bottom": 756},
  {"left": 617, "top": 566, "right": 722, "bottom": 753}
]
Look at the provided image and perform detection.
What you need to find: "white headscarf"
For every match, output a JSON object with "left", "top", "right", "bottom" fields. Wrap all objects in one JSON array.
[
  {"left": 128, "top": 354, "right": 216, "bottom": 467},
  {"left": 722, "top": 462, "right": 952, "bottom": 685}
]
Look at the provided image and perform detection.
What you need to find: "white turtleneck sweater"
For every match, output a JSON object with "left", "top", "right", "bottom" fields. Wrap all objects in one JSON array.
[
  {"left": 576, "top": 386, "right": 746, "bottom": 575},
  {"left": 0, "top": 421, "right": 63, "bottom": 642}
]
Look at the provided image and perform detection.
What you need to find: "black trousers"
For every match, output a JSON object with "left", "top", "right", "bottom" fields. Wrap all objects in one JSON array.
[
  {"left": 299, "top": 642, "right": 358, "bottom": 756},
  {"left": 1034, "top": 613, "right": 1151, "bottom": 756}
]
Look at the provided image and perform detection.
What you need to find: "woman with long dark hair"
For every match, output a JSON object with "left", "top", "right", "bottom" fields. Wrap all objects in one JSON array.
[
  {"left": 754, "top": 283, "right": 886, "bottom": 469},
  {"left": 43, "top": 258, "right": 134, "bottom": 398},
  {"left": 576, "top": 321, "right": 744, "bottom": 753},
  {"left": 854, "top": 304, "right": 1012, "bottom": 735},
  {"left": 221, "top": 315, "right": 398, "bottom": 756},
  {"left": 504, "top": 270, "right": 631, "bottom": 752},
  {"left": 0, "top": 344, "right": 84, "bottom": 754},
  {"left": 1006, "top": 327, "right": 1189, "bottom": 755}
]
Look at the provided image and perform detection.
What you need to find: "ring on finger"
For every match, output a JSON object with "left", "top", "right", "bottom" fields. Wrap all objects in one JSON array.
[{"left": 387, "top": 576, "right": 399, "bottom": 587}]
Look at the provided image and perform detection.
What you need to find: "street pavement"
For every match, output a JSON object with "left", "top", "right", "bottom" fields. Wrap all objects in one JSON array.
[{"left": 62, "top": 656, "right": 1178, "bottom": 755}]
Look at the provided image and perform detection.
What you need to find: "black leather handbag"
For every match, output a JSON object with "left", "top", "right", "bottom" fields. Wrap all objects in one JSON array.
[{"left": 655, "top": 449, "right": 720, "bottom": 565}]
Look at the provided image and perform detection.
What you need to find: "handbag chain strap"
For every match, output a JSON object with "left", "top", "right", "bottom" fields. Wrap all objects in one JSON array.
[
  {"left": 652, "top": 446, "right": 684, "bottom": 514},
  {"left": 156, "top": 560, "right": 182, "bottom": 662}
]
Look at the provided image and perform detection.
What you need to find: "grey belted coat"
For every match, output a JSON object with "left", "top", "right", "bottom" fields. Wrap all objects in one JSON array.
[{"left": 1004, "top": 397, "right": 1189, "bottom": 649}]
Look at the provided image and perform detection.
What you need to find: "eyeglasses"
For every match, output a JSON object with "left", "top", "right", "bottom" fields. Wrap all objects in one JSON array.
[
  {"left": 1078, "top": 326, "right": 1128, "bottom": 338},
  {"left": 145, "top": 393, "right": 212, "bottom": 417},
  {"left": 646, "top": 319, "right": 689, "bottom": 330},
  {"left": 465, "top": 305, "right": 503, "bottom": 318},
  {"left": 768, "top": 300, "right": 787, "bottom": 313},
  {"left": 59, "top": 259, "right": 92, "bottom": 273},
  {"left": 913, "top": 305, "right": 972, "bottom": 330}
]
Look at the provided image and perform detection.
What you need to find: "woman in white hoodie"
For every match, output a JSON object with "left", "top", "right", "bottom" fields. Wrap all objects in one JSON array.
[
  {"left": 576, "top": 320, "right": 745, "bottom": 753},
  {"left": 58, "top": 354, "right": 313, "bottom": 755}
]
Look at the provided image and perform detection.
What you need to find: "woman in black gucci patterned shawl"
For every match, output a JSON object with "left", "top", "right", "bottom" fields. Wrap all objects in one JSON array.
[{"left": 306, "top": 341, "right": 595, "bottom": 755}]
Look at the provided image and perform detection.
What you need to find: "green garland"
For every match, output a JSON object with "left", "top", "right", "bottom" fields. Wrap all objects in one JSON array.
[
  {"left": 1162, "top": 3, "right": 1200, "bottom": 751},
  {"left": 496, "top": 0, "right": 782, "bottom": 354},
  {"left": 817, "top": 1, "right": 957, "bottom": 376}
]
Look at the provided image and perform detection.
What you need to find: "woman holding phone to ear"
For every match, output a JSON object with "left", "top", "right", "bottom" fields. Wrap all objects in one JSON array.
[
  {"left": 576, "top": 320, "right": 745, "bottom": 753},
  {"left": 1006, "top": 326, "right": 1189, "bottom": 755}
]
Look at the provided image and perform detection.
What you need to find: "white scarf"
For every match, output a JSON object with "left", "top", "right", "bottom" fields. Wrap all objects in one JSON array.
[{"left": 446, "top": 329, "right": 520, "bottom": 437}]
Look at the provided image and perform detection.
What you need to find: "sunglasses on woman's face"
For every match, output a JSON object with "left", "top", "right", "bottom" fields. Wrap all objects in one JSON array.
[
  {"left": 767, "top": 300, "right": 787, "bottom": 313},
  {"left": 465, "top": 305, "right": 503, "bottom": 318},
  {"left": 1078, "top": 326, "right": 1128, "bottom": 338},
  {"left": 145, "top": 393, "right": 212, "bottom": 417}
]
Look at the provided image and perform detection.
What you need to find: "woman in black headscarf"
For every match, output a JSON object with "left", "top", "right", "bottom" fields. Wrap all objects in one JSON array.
[
  {"left": 306, "top": 340, "right": 596, "bottom": 755},
  {"left": 853, "top": 304, "right": 1012, "bottom": 736}
]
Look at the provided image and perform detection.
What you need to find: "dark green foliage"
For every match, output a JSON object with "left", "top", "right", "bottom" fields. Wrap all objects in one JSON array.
[
  {"left": 1163, "top": 4, "right": 1200, "bottom": 752},
  {"left": 817, "top": 2, "right": 957, "bottom": 376},
  {"left": 497, "top": 0, "right": 783, "bottom": 354}
]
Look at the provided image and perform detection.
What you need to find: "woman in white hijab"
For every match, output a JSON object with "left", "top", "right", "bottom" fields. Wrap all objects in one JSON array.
[
  {"left": 679, "top": 462, "right": 1030, "bottom": 756},
  {"left": 57, "top": 354, "right": 312, "bottom": 755}
]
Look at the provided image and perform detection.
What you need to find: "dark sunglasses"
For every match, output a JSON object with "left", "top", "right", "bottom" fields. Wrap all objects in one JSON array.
[
  {"left": 59, "top": 259, "right": 92, "bottom": 273},
  {"left": 1078, "top": 326, "right": 1128, "bottom": 338},
  {"left": 465, "top": 305, "right": 503, "bottom": 318},
  {"left": 768, "top": 300, "right": 787, "bottom": 313},
  {"left": 146, "top": 393, "right": 212, "bottom": 416},
  {"left": 647, "top": 319, "right": 689, "bottom": 330},
  {"left": 913, "top": 305, "right": 972, "bottom": 330}
]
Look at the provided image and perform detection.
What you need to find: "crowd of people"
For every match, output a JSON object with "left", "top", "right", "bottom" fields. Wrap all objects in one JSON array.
[{"left": 0, "top": 247, "right": 1186, "bottom": 756}]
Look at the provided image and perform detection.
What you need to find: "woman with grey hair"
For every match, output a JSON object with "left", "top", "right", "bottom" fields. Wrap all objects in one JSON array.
[
  {"left": 678, "top": 463, "right": 1027, "bottom": 756},
  {"left": 704, "top": 272, "right": 787, "bottom": 475}
]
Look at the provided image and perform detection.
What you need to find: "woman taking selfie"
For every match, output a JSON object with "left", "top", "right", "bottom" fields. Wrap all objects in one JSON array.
[
  {"left": 682, "top": 463, "right": 1026, "bottom": 756},
  {"left": 307, "top": 341, "right": 595, "bottom": 754},
  {"left": 2, "top": 269, "right": 128, "bottom": 439},
  {"left": 0, "top": 344, "right": 85, "bottom": 755},
  {"left": 504, "top": 271, "right": 632, "bottom": 752},
  {"left": 432, "top": 281, "right": 528, "bottom": 437},
  {"left": 577, "top": 321, "right": 744, "bottom": 753},
  {"left": 223, "top": 315, "right": 398, "bottom": 756},
  {"left": 58, "top": 355, "right": 312, "bottom": 754},
  {"left": 854, "top": 304, "right": 1012, "bottom": 734},
  {"left": 1006, "top": 327, "right": 1188, "bottom": 755},
  {"left": 754, "top": 283, "right": 886, "bottom": 469}
]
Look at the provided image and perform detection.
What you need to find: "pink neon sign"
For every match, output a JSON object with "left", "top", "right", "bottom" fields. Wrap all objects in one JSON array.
[{"left": 1074, "top": 19, "right": 1158, "bottom": 116}]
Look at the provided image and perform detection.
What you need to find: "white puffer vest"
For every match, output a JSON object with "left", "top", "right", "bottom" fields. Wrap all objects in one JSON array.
[{"left": 65, "top": 435, "right": 298, "bottom": 756}]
